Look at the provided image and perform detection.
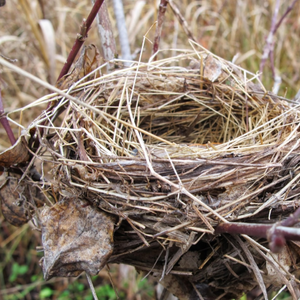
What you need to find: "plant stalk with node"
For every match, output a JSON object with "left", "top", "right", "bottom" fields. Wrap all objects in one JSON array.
[
  {"left": 152, "top": 0, "right": 169, "bottom": 56},
  {"left": 57, "top": 0, "right": 105, "bottom": 81},
  {"left": 215, "top": 206, "right": 300, "bottom": 253}
]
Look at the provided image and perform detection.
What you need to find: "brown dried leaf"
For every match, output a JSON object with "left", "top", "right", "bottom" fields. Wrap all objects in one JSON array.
[
  {"left": 265, "top": 246, "right": 292, "bottom": 287},
  {"left": 40, "top": 198, "right": 114, "bottom": 280},
  {"left": 203, "top": 55, "right": 223, "bottom": 82},
  {"left": 56, "top": 44, "right": 102, "bottom": 90},
  {"left": 203, "top": 54, "right": 241, "bottom": 87},
  {"left": 178, "top": 251, "right": 201, "bottom": 270},
  {"left": 0, "top": 176, "right": 32, "bottom": 226},
  {"left": 0, "top": 136, "right": 29, "bottom": 168}
]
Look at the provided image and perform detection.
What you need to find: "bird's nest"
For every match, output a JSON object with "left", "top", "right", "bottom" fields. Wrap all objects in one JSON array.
[{"left": 3, "top": 43, "right": 300, "bottom": 299}]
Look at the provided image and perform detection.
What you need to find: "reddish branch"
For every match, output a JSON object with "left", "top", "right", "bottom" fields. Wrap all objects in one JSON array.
[
  {"left": 273, "top": 0, "right": 298, "bottom": 33},
  {"left": 152, "top": 0, "right": 169, "bottom": 56},
  {"left": 0, "top": 88, "right": 16, "bottom": 145},
  {"left": 215, "top": 206, "right": 300, "bottom": 253},
  {"left": 57, "top": 0, "right": 105, "bottom": 81},
  {"left": 1, "top": 0, "right": 106, "bottom": 147}
]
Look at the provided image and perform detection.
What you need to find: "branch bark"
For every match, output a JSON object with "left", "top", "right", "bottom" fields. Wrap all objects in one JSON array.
[
  {"left": 215, "top": 206, "right": 300, "bottom": 253},
  {"left": 57, "top": 0, "right": 105, "bottom": 81},
  {"left": 259, "top": 0, "right": 297, "bottom": 80},
  {"left": 112, "top": 0, "right": 131, "bottom": 65},
  {"left": 0, "top": 88, "right": 16, "bottom": 145},
  {"left": 152, "top": 0, "right": 169, "bottom": 56},
  {"left": 92, "top": 0, "right": 116, "bottom": 65}
]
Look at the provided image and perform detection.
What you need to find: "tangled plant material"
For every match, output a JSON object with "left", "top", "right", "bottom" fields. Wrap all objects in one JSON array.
[{"left": 2, "top": 43, "right": 300, "bottom": 299}]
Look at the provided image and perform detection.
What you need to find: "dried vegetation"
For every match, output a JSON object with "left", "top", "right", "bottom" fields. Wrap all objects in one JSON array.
[{"left": 1, "top": 1, "right": 300, "bottom": 300}]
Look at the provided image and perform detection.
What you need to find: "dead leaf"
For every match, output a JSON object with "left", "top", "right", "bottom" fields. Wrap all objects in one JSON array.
[
  {"left": 203, "top": 55, "right": 223, "bottom": 82},
  {"left": 0, "top": 136, "right": 29, "bottom": 168},
  {"left": 178, "top": 251, "right": 201, "bottom": 270},
  {"left": 0, "top": 176, "right": 32, "bottom": 226},
  {"left": 40, "top": 198, "right": 114, "bottom": 280},
  {"left": 56, "top": 44, "right": 102, "bottom": 90},
  {"left": 265, "top": 245, "right": 291, "bottom": 286}
]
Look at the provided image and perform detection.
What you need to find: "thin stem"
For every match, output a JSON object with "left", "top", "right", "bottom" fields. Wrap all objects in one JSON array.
[
  {"left": 215, "top": 222, "right": 270, "bottom": 238},
  {"left": 280, "top": 206, "right": 300, "bottom": 227},
  {"left": 259, "top": 0, "right": 280, "bottom": 77},
  {"left": 57, "top": 0, "right": 105, "bottom": 81},
  {"left": 0, "top": 88, "right": 16, "bottom": 145},
  {"left": 169, "top": 0, "right": 196, "bottom": 42},
  {"left": 112, "top": 0, "right": 131, "bottom": 65},
  {"left": 273, "top": 0, "right": 298, "bottom": 33},
  {"left": 38, "top": 0, "right": 45, "bottom": 19},
  {"left": 152, "top": 0, "right": 169, "bottom": 56},
  {"left": 216, "top": 223, "right": 300, "bottom": 241},
  {"left": 259, "top": 0, "right": 297, "bottom": 79},
  {"left": 215, "top": 212, "right": 300, "bottom": 253},
  {"left": 86, "top": 273, "right": 99, "bottom": 300}
]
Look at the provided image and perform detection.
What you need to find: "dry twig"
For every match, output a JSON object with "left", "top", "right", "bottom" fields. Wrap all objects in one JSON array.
[
  {"left": 57, "top": 0, "right": 105, "bottom": 80},
  {"left": 152, "top": 0, "right": 169, "bottom": 56}
]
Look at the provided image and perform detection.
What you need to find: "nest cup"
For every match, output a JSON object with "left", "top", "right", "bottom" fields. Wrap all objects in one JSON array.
[{"left": 28, "top": 44, "right": 300, "bottom": 299}]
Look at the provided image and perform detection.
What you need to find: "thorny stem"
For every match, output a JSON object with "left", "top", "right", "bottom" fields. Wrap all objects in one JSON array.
[
  {"left": 0, "top": 88, "right": 16, "bottom": 145},
  {"left": 57, "top": 0, "right": 105, "bottom": 81},
  {"left": 215, "top": 206, "right": 300, "bottom": 253},
  {"left": 152, "top": 0, "right": 169, "bottom": 57}
]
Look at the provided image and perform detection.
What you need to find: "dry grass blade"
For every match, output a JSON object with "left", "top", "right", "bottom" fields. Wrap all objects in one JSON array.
[
  {"left": 236, "top": 235, "right": 268, "bottom": 299},
  {"left": 18, "top": 0, "right": 49, "bottom": 67},
  {"left": 38, "top": 19, "right": 56, "bottom": 84}
]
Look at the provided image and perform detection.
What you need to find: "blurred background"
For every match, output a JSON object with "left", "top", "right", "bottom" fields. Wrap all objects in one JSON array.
[{"left": 0, "top": 0, "right": 299, "bottom": 299}]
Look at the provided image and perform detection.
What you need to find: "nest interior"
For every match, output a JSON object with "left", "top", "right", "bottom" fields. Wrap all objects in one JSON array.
[{"left": 21, "top": 45, "right": 300, "bottom": 299}]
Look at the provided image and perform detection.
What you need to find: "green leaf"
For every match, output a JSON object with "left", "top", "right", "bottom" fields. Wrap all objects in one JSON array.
[
  {"left": 84, "top": 295, "right": 93, "bottom": 300},
  {"left": 9, "top": 273, "right": 17, "bottom": 283},
  {"left": 31, "top": 275, "right": 38, "bottom": 282},
  {"left": 17, "top": 265, "right": 28, "bottom": 275},
  {"left": 58, "top": 290, "right": 70, "bottom": 300},
  {"left": 96, "top": 284, "right": 116, "bottom": 299},
  {"left": 40, "top": 287, "right": 54, "bottom": 299},
  {"left": 76, "top": 282, "right": 85, "bottom": 291},
  {"left": 9, "top": 263, "right": 29, "bottom": 282}
]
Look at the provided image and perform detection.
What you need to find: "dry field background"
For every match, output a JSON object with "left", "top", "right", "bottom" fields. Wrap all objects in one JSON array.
[{"left": 0, "top": 0, "right": 299, "bottom": 299}]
